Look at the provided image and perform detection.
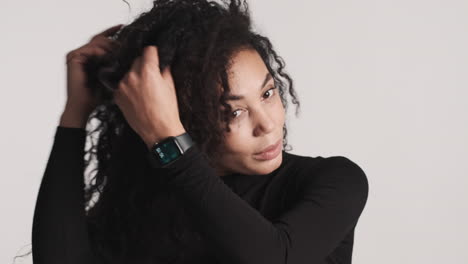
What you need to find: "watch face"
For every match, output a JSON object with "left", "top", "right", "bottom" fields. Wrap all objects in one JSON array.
[{"left": 153, "top": 138, "right": 182, "bottom": 165}]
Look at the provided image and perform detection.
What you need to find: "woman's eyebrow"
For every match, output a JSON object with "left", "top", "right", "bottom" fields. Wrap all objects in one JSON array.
[{"left": 225, "top": 72, "right": 272, "bottom": 101}]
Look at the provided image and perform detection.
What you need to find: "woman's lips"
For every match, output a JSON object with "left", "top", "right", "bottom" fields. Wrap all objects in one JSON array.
[{"left": 253, "top": 139, "right": 282, "bottom": 161}]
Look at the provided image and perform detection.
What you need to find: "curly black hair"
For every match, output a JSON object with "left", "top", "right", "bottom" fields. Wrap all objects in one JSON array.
[{"left": 17, "top": 0, "right": 301, "bottom": 263}]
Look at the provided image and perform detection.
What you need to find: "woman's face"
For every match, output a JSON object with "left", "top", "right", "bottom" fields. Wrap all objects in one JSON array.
[{"left": 214, "top": 48, "right": 286, "bottom": 177}]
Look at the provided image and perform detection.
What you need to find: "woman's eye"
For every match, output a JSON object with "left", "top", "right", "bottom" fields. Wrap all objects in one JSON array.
[
  {"left": 263, "top": 86, "right": 277, "bottom": 99},
  {"left": 232, "top": 109, "right": 242, "bottom": 118},
  {"left": 230, "top": 87, "right": 277, "bottom": 120}
]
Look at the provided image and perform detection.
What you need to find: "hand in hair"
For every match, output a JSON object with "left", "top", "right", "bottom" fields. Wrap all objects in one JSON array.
[
  {"left": 61, "top": 24, "right": 123, "bottom": 128},
  {"left": 113, "top": 45, "right": 186, "bottom": 150}
]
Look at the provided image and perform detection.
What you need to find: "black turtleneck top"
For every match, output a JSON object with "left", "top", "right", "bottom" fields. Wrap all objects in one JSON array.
[{"left": 32, "top": 126, "right": 369, "bottom": 264}]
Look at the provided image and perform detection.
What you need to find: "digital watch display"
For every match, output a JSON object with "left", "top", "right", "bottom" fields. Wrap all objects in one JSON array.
[{"left": 147, "top": 132, "right": 195, "bottom": 168}]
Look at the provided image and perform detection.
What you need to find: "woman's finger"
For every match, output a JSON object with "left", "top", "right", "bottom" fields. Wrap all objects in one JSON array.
[
  {"left": 142, "top": 46, "right": 161, "bottom": 72},
  {"left": 161, "top": 65, "right": 174, "bottom": 88},
  {"left": 96, "top": 24, "right": 124, "bottom": 38},
  {"left": 90, "top": 36, "right": 120, "bottom": 52},
  {"left": 66, "top": 38, "right": 118, "bottom": 65},
  {"left": 66, "top": 46, "right": 109, "bottom": 64},
  {"left": 130, "top": 55, "right": 144, "bottom": 74}
]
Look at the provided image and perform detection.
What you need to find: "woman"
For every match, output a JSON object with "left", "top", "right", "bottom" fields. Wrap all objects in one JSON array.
[{"left": 30, "top": 0, "right": 369, "bottom": 263}]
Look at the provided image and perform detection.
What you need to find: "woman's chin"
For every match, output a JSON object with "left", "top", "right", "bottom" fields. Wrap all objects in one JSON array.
[{"left": 250, "top": 153, "right": 283, "bottom": 175}]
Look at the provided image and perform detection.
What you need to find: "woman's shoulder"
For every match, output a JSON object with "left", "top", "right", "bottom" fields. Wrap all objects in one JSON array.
[
  {"left": 280, "top": 151, "right": 369, "bottom": 218},
  {"left": 282, "top": 151, "right": 369, "bottom": 193}
]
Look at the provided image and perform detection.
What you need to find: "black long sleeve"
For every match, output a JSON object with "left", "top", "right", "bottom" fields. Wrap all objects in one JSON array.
[
  {"left": 151, "top": 143, "right": 369, "bottom": 264},
  {"left": 32, "top": 126, "right": 99, "bottom": 264},
  {"left": 32, "top": 126, "right": 369, "bottom": 264}
]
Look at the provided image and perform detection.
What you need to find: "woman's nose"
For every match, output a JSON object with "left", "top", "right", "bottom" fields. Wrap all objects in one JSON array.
[{"left": 253, "top": 109, "right": 275, "bottom": 136}]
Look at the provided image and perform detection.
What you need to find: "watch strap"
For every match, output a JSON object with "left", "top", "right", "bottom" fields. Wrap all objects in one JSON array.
[{"left": 173, "top": 132, "right": 194, "bottom": 154}]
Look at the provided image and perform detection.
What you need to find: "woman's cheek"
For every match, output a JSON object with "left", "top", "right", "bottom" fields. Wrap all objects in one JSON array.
[{"left": 273, "top": 96, "right": 286, "bottom": 124}]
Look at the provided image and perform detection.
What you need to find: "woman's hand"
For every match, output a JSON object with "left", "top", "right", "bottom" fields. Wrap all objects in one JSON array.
[
  {"left": 61, "top": 24, "right": 123, "bottom": 128},
  {"left": 113, "top": 45, "right": 186, "bottom": 150}
]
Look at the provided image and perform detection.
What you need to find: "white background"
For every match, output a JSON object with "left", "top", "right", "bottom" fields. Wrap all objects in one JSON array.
[{"left": 1, "top": 0, "right": 467, "bottom": 263}]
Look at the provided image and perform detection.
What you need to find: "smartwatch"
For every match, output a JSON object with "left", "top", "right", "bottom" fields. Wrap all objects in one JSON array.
[{"left": 147, "top": 132, "right": 195, "bottom": 168}]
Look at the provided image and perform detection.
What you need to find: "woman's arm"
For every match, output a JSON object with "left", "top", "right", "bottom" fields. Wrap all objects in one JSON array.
[
  {"left": 32, "top": 126, "right": 99, "bottom": 264},
  {"left": 152, "top": 146, "right": 369, "bottom": 264}
]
